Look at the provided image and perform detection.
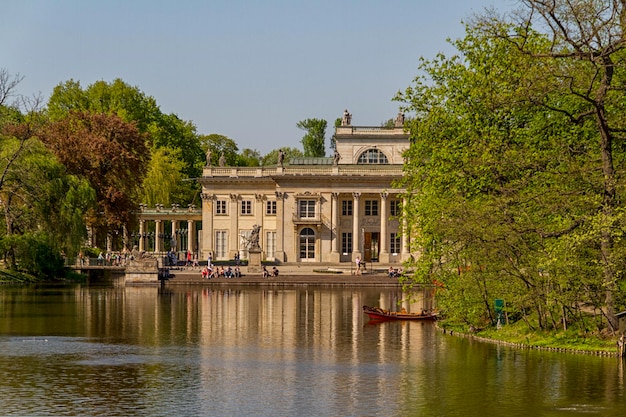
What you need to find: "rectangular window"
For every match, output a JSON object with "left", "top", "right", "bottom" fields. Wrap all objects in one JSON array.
[
  {"left": 241, "top": 200, "right": 252, "bottom": 215},
  {"left": 365, "top": 200, "right": 379, "bottom": 216},
  {"left": 341, "top": 200, "right": 352, "bottom": 216},
  {"left": 266, "top": 200, "right": 277, "bottom": 215},
  {"left": 216, "top": 200, "right": 227, "bottom": 215},
  {"left": 265, "top": 231, "right": 276, "bottom": 259},
  {"left": 390, "top": 232, "right": 401, "bottom": 254},
  {"left": 341, "top": 232, "right": 353, "bottom": 254},
  {"left": 390, "top": 200, "right": 401, "bottom": 217},
  {"left": 299, "top": 200, "right": 316, "bottom": 218},
  {"left": 215, "top": 231, "right": 227, "bottom": 258}
]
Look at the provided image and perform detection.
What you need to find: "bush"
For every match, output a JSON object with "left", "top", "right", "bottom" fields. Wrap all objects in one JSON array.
[{"left": 2, "top": 233, "right": 65, "bottom": 279}]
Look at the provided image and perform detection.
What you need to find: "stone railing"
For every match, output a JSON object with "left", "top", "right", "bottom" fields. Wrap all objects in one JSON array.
[{"left": 204, "top": 165, "right": 403, "bottom": 178}]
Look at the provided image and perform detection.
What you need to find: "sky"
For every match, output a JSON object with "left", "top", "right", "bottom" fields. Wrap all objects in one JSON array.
[{"left": 2, "top": 0, "right": 517, "bottom": 155}]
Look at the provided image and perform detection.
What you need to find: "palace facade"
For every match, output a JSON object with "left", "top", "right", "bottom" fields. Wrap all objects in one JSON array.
[{"left": 198, "top": 113, "right": 411, "bottom": 265}]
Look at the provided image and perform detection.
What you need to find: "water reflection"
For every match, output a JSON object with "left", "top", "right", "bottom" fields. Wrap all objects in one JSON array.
[{"left": 0, "top": 283, "right": 624, "bottom": 416}]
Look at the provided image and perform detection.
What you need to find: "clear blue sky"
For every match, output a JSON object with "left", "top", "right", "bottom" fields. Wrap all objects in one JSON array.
[{"left": 2, "top": 0, "right": 516, "bottom": 155}]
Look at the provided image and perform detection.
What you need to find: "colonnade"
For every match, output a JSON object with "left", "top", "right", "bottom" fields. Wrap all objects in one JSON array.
[{"left": 137, "top": 218, "right": 198, "bottom": 254}]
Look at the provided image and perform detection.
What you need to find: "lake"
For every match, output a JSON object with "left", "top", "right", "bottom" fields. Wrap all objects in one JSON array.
[{"left": 0, "top": 282, "right": 624, "bottom": 416}]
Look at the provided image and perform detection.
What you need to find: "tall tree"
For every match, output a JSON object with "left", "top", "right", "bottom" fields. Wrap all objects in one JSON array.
[
  {"left": 477, "top": 0, "right": 626, "bottom": 331},
  {"left": 48, "top": 78, "right": 205, "bottom": 195},
  {"left": 297, "top": 118, "right": 327, "bottom": 157},
  {"left": 40, "top": 111, "right": 149, "bottom": 235},
  {"left": 140, "top": 147, "right": 190, "bottom": 206},
  {"left": 396, "top": 2, "right": 626, "bottom": 332}
]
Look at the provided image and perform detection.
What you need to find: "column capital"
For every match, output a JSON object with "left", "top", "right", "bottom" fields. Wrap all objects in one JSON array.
[
  {"left": 352, "top": 192, "right": 361, "bottom": 200},
  {"left": 380, "top": 191, "right": 389, "bottom": 200}
]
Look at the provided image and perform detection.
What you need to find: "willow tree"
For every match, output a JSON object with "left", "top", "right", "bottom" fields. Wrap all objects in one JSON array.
[{"left": 397, "top": 1, "right": 626, "bottom": 332}]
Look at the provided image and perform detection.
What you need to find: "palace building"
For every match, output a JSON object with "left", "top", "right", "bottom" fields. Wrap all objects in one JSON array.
[{"left": 198, "top": 111, "right": 411, "bottom": 265}]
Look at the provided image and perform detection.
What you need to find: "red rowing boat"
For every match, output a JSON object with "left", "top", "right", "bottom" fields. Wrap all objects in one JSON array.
[{"left": 362, "top": 305, "right": 437, "bottom": 321}]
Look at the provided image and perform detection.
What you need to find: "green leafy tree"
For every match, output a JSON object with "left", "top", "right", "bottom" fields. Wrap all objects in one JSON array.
[
  {"left": 297, "top": 118, "right": 327, "bottom": 157},
  {"left": 140, "top": 147, "right": 191, "bottom": 206},
  {"left": 48, "top": 79, "right": 205, "bottom": 202},
  {"left": 0, "top": 133, "right": 95, "bottom": 274},
  {"left": 396, "top": 3, "right": 626, "bottom": 333}
]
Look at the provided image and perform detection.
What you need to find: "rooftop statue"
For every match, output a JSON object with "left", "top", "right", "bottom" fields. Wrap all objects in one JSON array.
[
  {"left": 395, "top": 112, "right": 405, "bottom": 127},
  {"left": 278, "top": 149, "right": 285, "bottom": 167},
  {"left": 342, "top": 109, "right": 352, "bottom": 126}
]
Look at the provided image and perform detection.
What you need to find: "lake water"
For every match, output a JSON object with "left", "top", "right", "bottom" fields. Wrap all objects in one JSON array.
[{"left": 0, "top": 282, "right": 624, "bottom": 416}]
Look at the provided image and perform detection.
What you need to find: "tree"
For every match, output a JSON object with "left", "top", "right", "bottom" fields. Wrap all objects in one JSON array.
[
  {"left": 476, "top": 0, "right": 626, "bottom": 331},
  {"left": 1, "top": 129, "right": 95, "bottom": 274},
  {"left": 297, "top": 118, "right": 327, "bottom": 157},
  {"left": 40, "top": 111, "right": 149, "bottom": 237},
  {"left": 140, "top": 147, "right": 191, "bottom": 206},
  {"left": 0, "top": 69, "right": 24, "bottom": 108},
  {"left": 48, "top": 78, "right": 205, "bottom": 200},
  {"left": 395, "top": 2, "right": 626, "bottom": 333}
]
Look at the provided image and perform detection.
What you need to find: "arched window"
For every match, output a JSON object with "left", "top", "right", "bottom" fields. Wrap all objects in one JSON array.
[
  {"left": 357, "top": 148, "right": 389, "bottom": 164},
  {"left": 299, "top": 228, "right": 315, "bottom": 260}
]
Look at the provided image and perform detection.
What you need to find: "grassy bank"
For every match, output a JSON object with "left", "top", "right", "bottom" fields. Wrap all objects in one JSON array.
[{"left": 439, "top": 319, "right": 619, "bottom": 355}]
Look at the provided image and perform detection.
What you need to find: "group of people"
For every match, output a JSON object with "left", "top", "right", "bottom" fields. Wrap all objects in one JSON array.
[
  {"left": 96, "top": 251, "right": 131, "bottom": 267},
  {"left": 201, "top": 264, "right": 241, "bottom": 279},
  {"left": 388, "top": 266, "right": 403, "bottom": 278},
  {"left": 262, "top": 266, "right": 279, "bottom": 278}
]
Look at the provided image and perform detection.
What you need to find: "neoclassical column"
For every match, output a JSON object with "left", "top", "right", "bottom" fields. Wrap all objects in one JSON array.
[
  {"left": 255, "top": 192, "right": 264, "bottom": 231},
  {"left": 352, "top": 192, "right": 361, "bottom": 259},
  {"left": 275, "top": 191, "right": 286, "bottom": 262},
  {"left": 154, "top": 219, "right": 162, "bottom": 253},
  {"left": 200, "top": 193, "right": 214, "bottom": 259},
  {"left": 138, "top": 219, "right": 145, "bottom": 252},
  {"left": 379, "top": 191, "right": 389, "bottom": 262},
  {"left": 402, "top": 197, "right": 409, "bottom": 256},
  {"left": 229, "top": 193, "right": 240, "bottom": 258},
  {"left": 187, "top": 220, "right": 195, "bottom": 253},
  {"left": 171, "top": 219, "right": 178, "bottom": 252},
  {"left": 331, "top": 192, "right": 339, "bottom": 255}
]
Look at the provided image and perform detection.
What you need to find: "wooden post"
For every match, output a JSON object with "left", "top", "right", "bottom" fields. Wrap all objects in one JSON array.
[{"left": 618, "top": 333, "right": 625, "bottom": 358}]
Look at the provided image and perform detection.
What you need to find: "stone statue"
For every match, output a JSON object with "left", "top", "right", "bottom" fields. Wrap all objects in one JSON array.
[
  {"left": 278, "top": 149, "right": 285, "bottom": 167},
  {"left": 333, "top": 150, "right": 341, "bottom": 165},
  {"left": 248, "top": 224, "right": 261, "bottom": 250},
  {"left": 219, "top": 152, "right": 226, "bottom": 167},
  {"left": 342, "top": 109, "right": 352, "bottom": 126},
  {"left": 395, "top": 112, "right": 405, "bottom": 127},
  {"left": 205, "top": 148, "right": 212, "bottom": 166}
]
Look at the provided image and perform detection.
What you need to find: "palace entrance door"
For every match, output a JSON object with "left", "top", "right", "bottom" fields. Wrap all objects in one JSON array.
[{"left": 363, "top": 232, "right": 379, "bottom": 262}]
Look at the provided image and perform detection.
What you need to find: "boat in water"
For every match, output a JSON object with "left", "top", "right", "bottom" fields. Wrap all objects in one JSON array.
[{"left": 362, "top": 305, "right": 437, "bottom": 321}]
